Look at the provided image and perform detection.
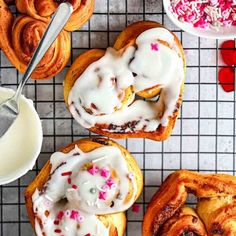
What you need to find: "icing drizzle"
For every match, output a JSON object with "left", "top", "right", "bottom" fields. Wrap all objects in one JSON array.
[
  {"left": 32, "top": 145, "right": 137, "bottom": 236},
  {"left": 68, "top": 27, "right": 185, "bottom": 133}
]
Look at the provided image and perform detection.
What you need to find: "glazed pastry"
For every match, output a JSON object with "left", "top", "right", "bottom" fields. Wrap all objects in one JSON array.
[
  {"left": 143, "top": 170, "right": 236, "bottom": 236},
  {"left": 64, "top": 21, "right": 186, "bottom": 141},
  {"left": 15, "top": 0, "right": 94, "bottom": 31},
  {"left": 25, "top": 138, "right": 143, "bottom": 235},
  {"left": 0, "top": 0, "right": 71, "bottom": 80}
]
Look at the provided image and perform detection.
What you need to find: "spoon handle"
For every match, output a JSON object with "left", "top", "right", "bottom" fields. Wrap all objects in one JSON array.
[{"left": 14, "top": 2, "right": 73, "bottom": 99}]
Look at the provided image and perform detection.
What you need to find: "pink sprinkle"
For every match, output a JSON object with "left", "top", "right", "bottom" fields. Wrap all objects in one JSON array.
[
  {"left": 106, "top": 178, "right": 115, "bottom": 188},
  {"left": 72, "top": 184, "right": 78, "bottom": 189},
  {"left": 151, "top": 43, "right": 159, "bottom": 51},
  {"left": 110, "top": 183, "right": 118, "bottom": 189},
  {"left": 88, "top": 165, "right": 99, "bottom": 175},
  {"left": 70, "top": 210, "right": 79, "bottom": 220},
  {"left": 61, "top": 171, "right": 72, "bottom": 176},
  {"left": 128, "top": 173, "right": 134, "bottom": 179},
  {"left": 102, "top": 184, "right": 110, "bottom": 192},
  {"left": 100, "top": 167, "right": 110, "bottom": 178},
  {"left": 210, "top": 0, "right": 218, "bottom": 5},
  {"left": 65, "top": 210, "right": 71, "bottom": 217},
  {"left": 99, "top": 191, "right": 108, "bottom": 200},
  {"left": 67, "top": 178, "right": 72, "bottom": 184},
  {"left": 132, "top": 204, "right": 140, "bottom": 213},
  {"left": 54, "top": 229, "right": 62, "bottom": 234},
  {"left": 77, "top": 215, "right": 85, "bottom": 223},
  {"left": 169, "top": 0, "right": 236, "bottom": 29},
  {"left": 57, "top": 211, "right": 64, "bottom": 220},
  {"left": 44, "top": 200, "right": 52, "bottom": 208},
  {"left": 223, "top": 20, "right": 232, "bottom": 27}
]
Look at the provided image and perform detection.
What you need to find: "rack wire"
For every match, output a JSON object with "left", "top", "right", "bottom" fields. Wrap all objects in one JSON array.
[{"left": 0, "top": 0, "right": 236, "bottom": 235}]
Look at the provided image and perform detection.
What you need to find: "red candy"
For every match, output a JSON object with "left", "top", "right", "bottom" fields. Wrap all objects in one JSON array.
[
  {"left": 220, "top": 40, "right": 236, "bottom": 66},
  {"left": 218, "top": 40, "right": 235, "bottom": 93},
  {"left": 218, "top": 68, "right": 235, "bottom": 92}
]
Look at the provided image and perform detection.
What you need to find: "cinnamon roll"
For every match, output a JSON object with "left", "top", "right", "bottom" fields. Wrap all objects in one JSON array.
[
  {"left": 15, "top": 0, "right": 94, "bottom": 31},
  {"left": 0, "top": 0, "right": 71, "bottom": 80},
  {"left": 64, "top": 21, "right": 186, "bottom": 141},
  {"left": 142, "top": 170, "right": 236, "bottom": 236},
  {"left": 25, "top": 138, "right": 143, "bottom": 235}
]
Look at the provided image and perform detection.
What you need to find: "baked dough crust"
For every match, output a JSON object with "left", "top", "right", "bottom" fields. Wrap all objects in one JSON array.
[
  {"left": 25, "top": 138, "right": 143, "bottom": 236},
  {"left": 64, "top": 21, "right": 186, "bottom": 141}
]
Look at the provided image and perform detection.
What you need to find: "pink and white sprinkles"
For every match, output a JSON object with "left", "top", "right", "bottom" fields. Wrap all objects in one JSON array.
[
  {"left": 54, "top": 210, "right": 85, "bottom": 234},
  {"left": 169, "top": 0, "right": 236, "bottom": 29}
]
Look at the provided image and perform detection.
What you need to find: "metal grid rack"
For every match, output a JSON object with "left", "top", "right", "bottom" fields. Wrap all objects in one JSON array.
[{"left": 0, "top": 0, "right": 236, "bottom": 235}]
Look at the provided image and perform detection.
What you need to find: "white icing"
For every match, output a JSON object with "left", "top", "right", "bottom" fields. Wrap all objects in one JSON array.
[
  {"left": 0, "top": 87, "right": 42, "bottom": 184},
  {"left": 68, "top": 27, "right": 185, "bottom": 133},
  {"left": 75, "top": 47, "right": 135, "bottom": 116},
  {"left": 32, "top": 145, "right": 137, "bottom": 236}
]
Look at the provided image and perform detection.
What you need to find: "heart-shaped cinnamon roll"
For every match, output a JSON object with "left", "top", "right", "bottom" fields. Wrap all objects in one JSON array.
[{"left": 64, "top": 21, "right": 186, "bottom": 141}]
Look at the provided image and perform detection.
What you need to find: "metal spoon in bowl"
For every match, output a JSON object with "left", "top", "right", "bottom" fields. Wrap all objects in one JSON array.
[{"left": 0, "top": 2, "right": 73, "bottom": 138}]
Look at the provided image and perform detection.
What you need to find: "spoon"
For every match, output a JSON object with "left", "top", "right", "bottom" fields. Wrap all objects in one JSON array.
[{"left": 0, "top": 2, "right": 73, "bottom": 138}]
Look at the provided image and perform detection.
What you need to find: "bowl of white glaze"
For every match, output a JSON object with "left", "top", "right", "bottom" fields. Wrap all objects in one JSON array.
[
  {"left": 163, "top": 0, "right": 236, "bottom": 39},
  {"left": 0, "top": 87, "right": 43, "bottom": 185}
]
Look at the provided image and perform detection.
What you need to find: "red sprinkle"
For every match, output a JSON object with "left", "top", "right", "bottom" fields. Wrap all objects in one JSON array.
[
  {"left": 67, "top": 178, "right": 72, "bottom": 184},
  {"left": 132, "top": 204, "right": 141, "bottom": 213},
  {"left": 54, "top": 220, "right": 59, "bottom": 225},
  {"left": 85, "top": 234, "right": 91, "bottom": 236},
  {"left": 218, "top": 68, "right": 235, "bottom": 92},
  {"left": 61, "top": 171, "right": 72, "bottom": 176},
  {"left": 72, "top": 184, "right": 78, "bottom": 189},
  {"left": 57, "top": 211, "right": 64, "bottom": 220},
  {"left": 54, "top": 229, "right": 62, "bottom": 233}
]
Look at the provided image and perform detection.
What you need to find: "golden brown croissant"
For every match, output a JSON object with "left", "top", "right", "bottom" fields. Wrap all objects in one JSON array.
[
  {"left": 142, "top": 170, "right": 236, "bottom": 236},
  {"left": 0, "top": 0, "right": 71, "bottom": 80},
  {"left": 64, "top": 21, "right": 186, "bottom": 141},
  {"left": 25, "top": 138, "right": 143, "bottom": 235},
  {"left": 15, "top": 0, "right": 94, "bottom": 31}
]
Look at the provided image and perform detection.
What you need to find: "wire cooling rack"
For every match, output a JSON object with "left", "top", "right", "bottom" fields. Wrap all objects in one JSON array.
[{"left": 0, "top": 0, "right": 236, "bottom": 235}]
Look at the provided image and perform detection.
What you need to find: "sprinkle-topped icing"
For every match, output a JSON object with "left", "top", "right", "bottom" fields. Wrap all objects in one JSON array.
[
  {"left": 68, "top": 27, "right": 184, "bottom": 134},
  {"left": 32, "top": 145, "right": 137, "bottom": 236},
  {"left": 169, "top": 0, "right": 236, "bottom": 30}
]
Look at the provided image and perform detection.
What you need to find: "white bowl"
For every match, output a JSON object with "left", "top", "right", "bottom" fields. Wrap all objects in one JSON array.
[
  {"left": 0, "top": 87, "right": 43, "bottom": 185},
  {"left": 163, "top": 0, "right": 236, "bottom": 39}
]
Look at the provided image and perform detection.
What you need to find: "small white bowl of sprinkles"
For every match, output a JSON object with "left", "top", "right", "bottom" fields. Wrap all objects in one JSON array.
[{"left": 163, "top": 0, "right": 236, "bottom": 39}]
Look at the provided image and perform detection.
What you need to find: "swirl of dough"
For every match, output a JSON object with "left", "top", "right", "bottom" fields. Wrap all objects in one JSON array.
[
  {"left": 159, "top": 207, "right": 207, "bottom": 236},
  {"left": 142, "top": 170, "right": 236, "bottom": 236},
  {"left": 25, "top": 138, "right": 143, "bottom": 236},
  {"left": 197, "top": 197, "right": 236, "bottom": 235},
  {"left": 64, "top": 21, "right": 186, "bottom": 141},
  {"left": 15, "top": 0, "right": 94, "bottom": 31},
  {"left": 0, "top": 0, "right": 71, "bottom": 79}
]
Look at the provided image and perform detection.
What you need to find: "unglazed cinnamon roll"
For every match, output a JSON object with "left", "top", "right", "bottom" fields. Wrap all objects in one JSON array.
[
  {"left": 0, "top": 0, "right": 71, "bottom": 80},
  {"left": 25, "top": 138, "right": 143, "bottom": 236},
  {"left": 15, "top": 0, "right": 94, "bottom": 31},
  {"left": 64, "top": 21, "right": 186, "bottom": 141},
  {"left": 142, "top": 170, "right": 236, "bottom": 236}
]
